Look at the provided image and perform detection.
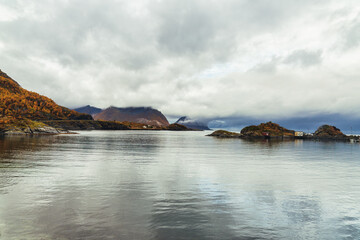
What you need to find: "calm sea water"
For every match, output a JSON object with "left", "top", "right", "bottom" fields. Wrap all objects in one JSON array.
[{"left": 0, "top": 131, "right": 360, "bottom": 240}]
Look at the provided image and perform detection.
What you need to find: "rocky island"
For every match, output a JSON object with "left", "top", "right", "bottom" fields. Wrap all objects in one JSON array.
[
  {"left": 311, "top": 125, "right": 348, "bottom": 140},
  {"left": 240, "top": 122, "right": 294, "bottom": 139},
  {"left": 207, "top": 130, "right": 241, "bottom": 138},
  {"left": 208, "top": 122, "right": 359, "bottom": 142}
]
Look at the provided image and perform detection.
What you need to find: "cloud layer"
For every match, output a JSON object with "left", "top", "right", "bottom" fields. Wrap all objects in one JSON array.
[{"left": 0, "top": 0, "right": 359, "bottom": 118}]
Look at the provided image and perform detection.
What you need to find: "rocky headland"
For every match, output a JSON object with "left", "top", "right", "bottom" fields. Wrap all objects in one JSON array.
[
  {"left": 0, "top": 69, "right": 92, "bottom": 135},
  {"left": 0, "top": 118, "right": 67, "bottom": 135}
]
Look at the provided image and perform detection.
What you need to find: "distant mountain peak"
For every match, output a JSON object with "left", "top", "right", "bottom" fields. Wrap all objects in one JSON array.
[
  {"left": 175, "top": 116, "right": 210, "bottom": 130},
  {"left": 74, "top": 105, "right": 102, "bottom": 116},
  {"left": 177, "top": 116, "right": 189, "bottom": 122}
]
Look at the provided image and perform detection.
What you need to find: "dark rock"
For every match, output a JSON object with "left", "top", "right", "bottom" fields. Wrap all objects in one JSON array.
[
  {"left": 166, "top": 123, "right": 191, "bottom": 131},
  {"left": 207, "top": 130, "right": 241, "bottom": 138}
]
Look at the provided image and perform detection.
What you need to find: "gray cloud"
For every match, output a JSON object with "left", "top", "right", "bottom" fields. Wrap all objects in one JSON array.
[
  {"left": 344, "top": 22, "right": 360, "bottom": 49},
  {"left": 284, "top": 50, "right": 322, "bottom": 68},
  {"left": 0, "top": 0, "right": 359, "bottom": 119}
]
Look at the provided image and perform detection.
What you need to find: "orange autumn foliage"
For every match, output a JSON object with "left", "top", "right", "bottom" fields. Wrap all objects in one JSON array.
[{"left": 0, "top": 70, "right": 92, "bottom": 121}]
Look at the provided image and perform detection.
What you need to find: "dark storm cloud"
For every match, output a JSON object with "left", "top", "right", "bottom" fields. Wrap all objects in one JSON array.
[{"left": 0, "top": 0, "right": 359, "bottom": 119}]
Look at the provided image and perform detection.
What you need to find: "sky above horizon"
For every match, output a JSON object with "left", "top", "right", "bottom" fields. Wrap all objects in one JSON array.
[{"left": 0, "top": 0, "right": 359, "bottom": 119}]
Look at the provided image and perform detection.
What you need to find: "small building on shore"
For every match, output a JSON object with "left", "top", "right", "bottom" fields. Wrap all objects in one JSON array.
[{"left": 295, "top": 131, "right": 304, "bottom": 137}]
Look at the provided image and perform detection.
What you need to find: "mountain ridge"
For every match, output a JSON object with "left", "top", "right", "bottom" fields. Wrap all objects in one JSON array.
[
  {"left": 94, "top": 106, "right": 169, "bottom": 127},
  {"left": 74, "top": 105, "right": 102, "bottom": 116}
]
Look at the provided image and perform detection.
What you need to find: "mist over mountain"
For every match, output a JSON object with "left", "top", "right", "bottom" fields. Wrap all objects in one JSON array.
[{"left": 175, "top": 116, "right": 210, "bottom": 130}]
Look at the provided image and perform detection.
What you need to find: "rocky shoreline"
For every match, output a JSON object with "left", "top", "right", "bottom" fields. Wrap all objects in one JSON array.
[
  {"left": 0, "top": 119, "right": 68, "bottom": 135},
  {"left": 0, "top": 120, "right": 195, "bottom": 135}
]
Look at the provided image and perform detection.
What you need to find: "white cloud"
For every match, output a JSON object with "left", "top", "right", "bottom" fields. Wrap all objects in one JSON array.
[
  {"left": 0, "top": 4, "right": 18, "bottom": 22},
  {"left": 0, "top": 0, "right": 359, "bottom": 119}
]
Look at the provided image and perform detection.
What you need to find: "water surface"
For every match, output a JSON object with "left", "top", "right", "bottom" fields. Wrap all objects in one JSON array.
[{"left": 0, "top": 131, "right": 360, "bottom": 239}]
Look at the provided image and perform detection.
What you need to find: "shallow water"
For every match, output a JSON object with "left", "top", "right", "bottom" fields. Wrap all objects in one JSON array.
[{"left": 0, "top": 131, "right": 360, "bottom": 239}]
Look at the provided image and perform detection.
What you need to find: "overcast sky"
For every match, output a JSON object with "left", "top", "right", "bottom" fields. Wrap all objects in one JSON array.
[{"left": 0, "top": 0, "right": 359, "bottom": 118}]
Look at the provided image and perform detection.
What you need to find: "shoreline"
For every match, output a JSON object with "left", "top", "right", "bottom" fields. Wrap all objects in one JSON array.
[
  {"left": 0, "top": 120, "right": 197, "bottom": 135},
  {"left": 207, "top": 130, "right": 360, "bottom": 142}
]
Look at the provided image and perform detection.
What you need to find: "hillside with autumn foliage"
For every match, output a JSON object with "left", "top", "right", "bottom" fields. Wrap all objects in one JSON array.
[
  {"left": 0, "top": 69, "right": 92, "bottom": 122},
  {"left": 0, "top": 69, "right": 194, "bottom": 134}
]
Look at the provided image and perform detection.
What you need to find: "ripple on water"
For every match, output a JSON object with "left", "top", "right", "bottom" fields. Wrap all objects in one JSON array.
[{"left": 0, "top": 131, "right": 360, "bottom": 239}]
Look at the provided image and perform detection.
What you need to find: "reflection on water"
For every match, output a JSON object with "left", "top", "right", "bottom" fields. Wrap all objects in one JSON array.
[{"left": 0, "top": 131, "right": 360, "bottom": 239}]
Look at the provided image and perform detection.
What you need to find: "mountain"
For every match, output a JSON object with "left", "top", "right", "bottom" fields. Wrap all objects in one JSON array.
[
  {"left": 74, "top": 105, "right": 102, "bottom": 116},
  {"left": 175, "top": 116, "right": 210, "bottom": 130},
  {"left": 0, "top": 69, "right": 92, "bottom": 121},
  {"left": 94, "top": 107, "right": 169, "bottom": 127}
]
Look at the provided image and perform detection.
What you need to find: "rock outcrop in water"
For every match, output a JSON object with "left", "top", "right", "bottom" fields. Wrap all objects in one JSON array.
[
  {"left": 167, "top": 123, "right": 192, "bottom": 131},
  {"left": 0, "top": 118, "right": 66, "bottom": 135},
  {"left": 241, "top": 122, "right": 295, "bottom": 138},
  {"left": 207, "top": 122, "right": 356, "bottom": 142},
  {"left": 313, "top": 125, "right": 348, "bottom": 139},
  {"left": 207, "top": 130, "right": 241, "bottom": 138}
]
